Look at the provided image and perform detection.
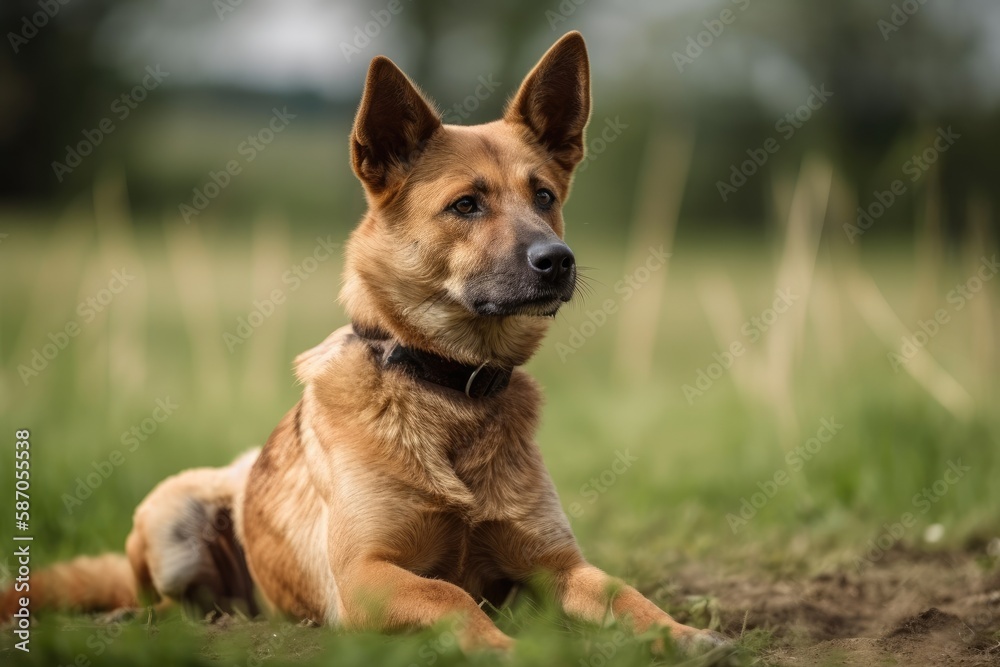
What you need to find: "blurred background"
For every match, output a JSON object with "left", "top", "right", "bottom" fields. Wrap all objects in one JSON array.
[
  {"left": 4, "top": 0, "right": 1000, "bottom": 228},
  {"left": 1, "top": 1, "right": 999, "bottom": 664}
]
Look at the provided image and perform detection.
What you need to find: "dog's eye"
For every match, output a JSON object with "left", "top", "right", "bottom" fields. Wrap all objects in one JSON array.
[
  {"left": 449, "top": 196, "right": 480, "bottom": 216},
  {"left": 535, "top": 188, "right": 556, "bottom": 209}
]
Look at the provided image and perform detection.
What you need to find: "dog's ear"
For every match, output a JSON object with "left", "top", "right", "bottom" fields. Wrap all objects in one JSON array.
[
  {"left": 505, "top": 31, "right": 591, "bottom": 171},
  {"left": 351, "top": 56, "right": 441, "bottom": 192}
]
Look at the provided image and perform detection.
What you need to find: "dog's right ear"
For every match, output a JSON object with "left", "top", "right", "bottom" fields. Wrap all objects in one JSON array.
[{"left": 350, "top": 56, "right": 441, "bottom": 193}]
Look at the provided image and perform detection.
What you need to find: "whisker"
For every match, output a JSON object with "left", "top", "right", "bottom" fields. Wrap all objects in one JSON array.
[
  {"left": 574, "top": 268, "right": 606, "bottom": 289},
  {"left": 574, "top": 274, "right": 599, "bottom": 297}
]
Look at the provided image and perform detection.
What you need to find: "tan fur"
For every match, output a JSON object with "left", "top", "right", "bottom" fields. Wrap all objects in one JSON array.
[
  {"left": 240, "top": 31, "right": 722, "bottom": 653},
  {"left": 0, "top": 451, "right": 258, "bottom": 622},
  {"left": 127, "top": 449, "right": 259, "bottom": 614},
  {"left": 0, "top": 554, "right": 136, "bottom": 620},
  {"left": 0, "top": 32, "right": 723, "bottom": 654}
]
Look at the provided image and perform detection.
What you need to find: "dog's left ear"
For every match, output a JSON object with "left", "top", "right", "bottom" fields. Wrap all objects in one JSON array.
[
  {"left": 505, "top": 31, "right": 591, "bottom": 171},
  {"left": 351, "top": 56, "right": 441, "bottom": 193}
]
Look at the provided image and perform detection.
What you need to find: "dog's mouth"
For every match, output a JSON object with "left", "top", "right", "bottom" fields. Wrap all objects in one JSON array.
[
  {"left": 461, "top": 262, "right": 577, "bottom": 319},
  {"left": 471, "top": 292, "right": 571, "bottom": 318}
]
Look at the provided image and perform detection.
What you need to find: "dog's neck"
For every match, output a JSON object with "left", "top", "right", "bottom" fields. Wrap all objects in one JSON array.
[
  {"left": 351, "top": 323, "right": 513, "bottom": 398},
  {"left": 340, "top": 272, "right": 549, "bottom": 368}
]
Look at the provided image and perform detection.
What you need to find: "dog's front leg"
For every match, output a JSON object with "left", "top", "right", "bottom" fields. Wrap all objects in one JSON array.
[
  {"left": 555, "top": 562, "right": 725, "bottom": 652},
  {"left": 338, "top": 559, "right": 513, "bottom": 653}
]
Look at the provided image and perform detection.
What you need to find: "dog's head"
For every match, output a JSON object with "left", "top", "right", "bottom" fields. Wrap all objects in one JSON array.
[{"left": 341, "top": 32, "right": 590, "bottom": 367}]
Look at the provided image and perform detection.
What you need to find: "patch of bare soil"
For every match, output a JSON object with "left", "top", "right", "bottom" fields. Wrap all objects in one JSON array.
[{"left": 662, "top": 548, "right": 1000, "bottom": 666}]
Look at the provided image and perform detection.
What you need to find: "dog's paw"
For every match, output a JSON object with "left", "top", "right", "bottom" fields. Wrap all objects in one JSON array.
[
  {"left": 652, "top": 626, "right": 734, "bottom": 661},
  {"left": 457, "top": 628, "right": 515, "bottom": 655},
  {"left": 676, "top": 628, "right": 730, "bottom": 653}
]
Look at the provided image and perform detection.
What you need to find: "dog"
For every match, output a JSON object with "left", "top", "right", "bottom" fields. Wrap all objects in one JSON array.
[{"left": 1, "top": 31, "right": 724, "bottom": 655}]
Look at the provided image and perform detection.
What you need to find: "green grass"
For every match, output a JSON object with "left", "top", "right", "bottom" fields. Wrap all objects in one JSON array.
[{"left": 1, "top": 200, "right": 998, "bottom": 665}]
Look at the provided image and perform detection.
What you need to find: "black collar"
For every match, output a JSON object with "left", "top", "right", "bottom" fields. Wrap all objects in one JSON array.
[{"left": 353, "top": 324, "right": 513, "bottom": 399}]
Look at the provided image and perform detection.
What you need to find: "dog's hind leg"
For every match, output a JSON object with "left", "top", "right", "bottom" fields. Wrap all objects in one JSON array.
[{"left": 127, "top": 451, "right": 260, "bottom": 619}]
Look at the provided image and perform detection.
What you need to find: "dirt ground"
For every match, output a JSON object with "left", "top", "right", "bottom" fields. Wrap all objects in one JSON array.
[{"left": 665, "top": 547, "right": 1000, "bottom": 666}]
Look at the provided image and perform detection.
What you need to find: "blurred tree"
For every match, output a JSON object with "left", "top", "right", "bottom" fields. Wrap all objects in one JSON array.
[
  {"left": 1, "top": 0, "right": 997, "bottom": 234},
  {"left": 0, "top": 0, "right": 123, "bottom": 201},
  {"left": 402, "top": 0, "right": 546, "bottom": 117}
]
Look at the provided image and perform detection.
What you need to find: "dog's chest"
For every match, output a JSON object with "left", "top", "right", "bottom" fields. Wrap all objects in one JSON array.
[
  {"left": 402, "top": 508, "right": 514, "bottom": 602},
  {"left": 374, "top": 392, "right": 536, "bottom": 514}
]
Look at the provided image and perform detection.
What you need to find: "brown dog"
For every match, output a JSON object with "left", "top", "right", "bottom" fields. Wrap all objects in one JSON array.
[{"left": 2, "top": 32, "right": 724, "bottom": 654}]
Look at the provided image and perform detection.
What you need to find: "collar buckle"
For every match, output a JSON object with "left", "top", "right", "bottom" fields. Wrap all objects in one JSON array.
[{"left": 464, "top": 362, "right": 488, "bottom": 398}]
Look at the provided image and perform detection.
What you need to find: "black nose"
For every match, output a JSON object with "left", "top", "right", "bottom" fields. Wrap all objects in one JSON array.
[{"left": 527, "top": 241, "right": 575, "bottom": 283}]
